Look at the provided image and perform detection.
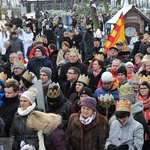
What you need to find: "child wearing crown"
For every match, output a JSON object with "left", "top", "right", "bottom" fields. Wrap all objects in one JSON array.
[{"left": 105, "top": 99, "right": 144, "bottom": 150}]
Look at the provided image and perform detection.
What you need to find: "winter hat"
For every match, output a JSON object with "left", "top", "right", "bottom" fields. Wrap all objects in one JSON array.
[
  {"left": 117, "top": 65, "right": 127, "bottom": 77},
  {"left": 20, "top": 86, "right": 38, "bottom": 104},
  {"left": 126, "top": 61, "right": 134, "bottom": 68},
  {"left": 35, "top": 46, "right": 45, "bottom": 55},
  {"left": 80, "top": 96, "right": 97, "bottom": 111},
  {"left": 101, "top": 72, "right": 114, "bottom": 82},
  {"left": 79, "top": 87, "right": 93, "bottom": 97},
  {"left": 17, "top": 51, "right": 23, "bottom": 56},
  {"left": 40, "top": 67, "right": 52, "bottom": 79}
]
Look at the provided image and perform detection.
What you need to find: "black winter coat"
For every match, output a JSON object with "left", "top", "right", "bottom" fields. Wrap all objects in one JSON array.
[
  {"left": 0, "top": 95, "right": 19, "bottom": 137},
  {"left": 10, "top": 113, "right": 39, "bottom": 150},
  {"left": 58, "top": 61, "right": 87, "bottom": 87}
]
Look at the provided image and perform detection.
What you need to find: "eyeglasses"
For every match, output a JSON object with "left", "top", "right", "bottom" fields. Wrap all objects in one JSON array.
[
  {"left": 67, "top": 72, "right": 75, "bottom": 74},
  {"left": 139, "top": 88, "right": 148, "bottom": 90}
]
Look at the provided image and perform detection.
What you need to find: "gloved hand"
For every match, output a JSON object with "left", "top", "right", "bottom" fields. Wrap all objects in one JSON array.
[
  {"left": 107, "top": 144, "right": 118, "bottom": 150},
  {"left": 117, "top": 144, "right": 129, "bottom": 150}
]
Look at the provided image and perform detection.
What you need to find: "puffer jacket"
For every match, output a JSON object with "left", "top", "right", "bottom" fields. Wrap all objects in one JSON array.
[{"left": 10, "top": 113, "right": 39, "bottom": 150}]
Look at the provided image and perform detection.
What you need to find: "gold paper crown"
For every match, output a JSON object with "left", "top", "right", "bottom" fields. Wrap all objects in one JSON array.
[
  {"left": 13, "top": 59, "right": 24, "bottom": 69},
  {"left": 0, "top": 72, "right": 7, "bottom": 83},
  {"left": 122, "top": 45, "right": 130, "bottom": 51},
  {"left": 118, "top": 85, "right": 134, "bottom": 97},
  {"left": 69, "top": 48, "right": 79, "bottom": 54},
  {"left": 99, "top": 48, "right": 106, "bottom": 55},
  {"left": 116, "top": 99, "right": 131, "bottom": 112},
  {"left": 141, "top": 54, "right": 150, "bottom": 63},
  {"left": 94, "top": 54, "right": 104, "bottom": 61},
  {"left": 131, "top": 73, "right": 140, "bottom": 81},
  {"left": 139, "top": 75, "right": 150, "bottom": 83},
  {"left": 47, "top": 82, "right": 60, "bottom": 99},
  {"left": 86, "top": 24, "right": 92, "bottom": 29},
  {"left": 35, "top": 36, "right": 43, "bottom": 43},
  {"left": 77, "top": 74, "right": 90, "bottom": 86},
  {"left": 143, "top": 33, "right": 149, "bottom": 39},
  {"left": 98, "top": 94, "right": 115, "bottom": 108},
  {"left": 22, "top": 70, "right": 34, "bottom": 82}
]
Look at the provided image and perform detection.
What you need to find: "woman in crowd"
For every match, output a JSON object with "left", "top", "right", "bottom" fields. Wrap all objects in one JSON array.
[
  {"left": 134, "top": 53, "right": 143, "bottom": 73},
  {"left": 136, "top": 81, "right": 150, "bottom": 149},
  {"left": 10, "top": 87, "right": 39, "bottom": 150},
  {"left": 66, "top": 96, "right": 109, "bottom": 150},
  {"left": 27, "top": 111, "right": 68, "bottom": 150},
  {"left": 88, "top": 58, "right": 105, "bottom": 91}
]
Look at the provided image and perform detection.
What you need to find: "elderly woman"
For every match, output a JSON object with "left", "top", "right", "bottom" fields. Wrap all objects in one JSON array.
[
  {"left": 10, "top": 87, "right": 39, "bottom": 150},
  {"left": 66, "top": 96, "right": 109, "bottom": 150},
  {"left": 27, "top": 111, "right": 68, "bottom": 150}
]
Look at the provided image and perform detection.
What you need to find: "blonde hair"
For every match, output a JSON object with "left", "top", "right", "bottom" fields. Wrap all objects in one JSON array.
[{"left": 27, "top": 111, "right": 62, "bottom": 134}]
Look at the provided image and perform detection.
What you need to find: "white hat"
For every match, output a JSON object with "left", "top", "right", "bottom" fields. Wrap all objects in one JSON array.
[
  {"left": 21, "top": 87, "right": 37, "bottom": 104},
  {"left": 101, "top": 72, "right": 114, "bottom": 82},
  {"left": 126, "top": 61, "right": 134, "bottom": 67}
]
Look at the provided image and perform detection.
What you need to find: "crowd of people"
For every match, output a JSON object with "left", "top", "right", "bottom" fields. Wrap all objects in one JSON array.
[{"left": 0, "top": 12, "right": 149, "bottom": 150}]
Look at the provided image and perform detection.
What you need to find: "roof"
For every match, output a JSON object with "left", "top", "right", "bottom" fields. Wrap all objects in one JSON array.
[{"left": 107, "top": 5, "right": 150, "bottom": 24}]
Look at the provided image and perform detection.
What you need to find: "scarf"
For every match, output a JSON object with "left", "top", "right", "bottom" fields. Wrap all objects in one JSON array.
[
  {"left": 93, "top": 69, "right": 101, "bottom": 77},
  {"left": 136, "top": 93, "right": 150, "bottom": 109},
  {"left": 134, "top": 64, "right": 142, "bottom": 73},
  {"left": 17, "top": 102, "right": 36, "bottom": 116},
  {"left": 79, "top": 111, "right": 96, "bottom": 125},
  {"left": 38, "top": 130, "right": 46, "bottom": 150},
  {"left": 42, "top": 80, "right": 51, "bottom": 91}
]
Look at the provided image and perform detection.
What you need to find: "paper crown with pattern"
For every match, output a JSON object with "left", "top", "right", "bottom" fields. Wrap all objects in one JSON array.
[
  {"left": 116, "top": 99, "right": 131, "bottom": 112},
  {"left": 13, "top": 59, "right": 24, "bottom": 70},
  {"left": 98, "top": 94, "right": 115, "bottom": 108},
  {"left": 131, "top": 73, "right": 140, "bottom": 81},
  {"left": 77, "top": 74, "right": 90, "bottom": 86},
  {"left": 139, "top": 75, "right": 150, "bottom": 83},
  {"left": 35, "top": 35, "right": 43, "bottom": 43},
  {"left": 122, "top": 45, "right": 130, "bottom": 52},
  {"left": 99, "top": 48, "right": 106, "bottom": 55},
  {"left": 94, "top": 54, "right": 104, "bottom": 61},
  {"left": 118, "top": 85, "right": 134, "bottom": 97},
  {"left": 22, "top": 70, "right": 35, "bottom": 82},
  {"left": 69, "top": 48, "right": 79, "bottom": 54},
  {"left": 141, "top": 54, "right": 150, "bottom": 63},
  {"left": 86, "top": 24, "right": 92, "bottom": 29},
  {"left": 0, "top": 72, "right": 7, "bottom": 83},
  {"left": 47, "top": 82, "right": 60, "bottom": 99}
]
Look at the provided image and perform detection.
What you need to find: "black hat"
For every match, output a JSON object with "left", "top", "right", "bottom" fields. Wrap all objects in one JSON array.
[
  {"left": 117, "top": 65, "right": 127, "bottom": 77},
  {"left": 94, "top": 37, "right": 100, "bottom": 41},
  {"left": 116, "top": 42, "right": 124, "bottom": 46},
  {"left": 109, "top": 47, "right": 119, "bottom": 51},
  {"left": 80, "top": 87, "right": 93, "bottom": 97},
  {"left": 35, "top": 46, "right": 45, "bottom": 55}
]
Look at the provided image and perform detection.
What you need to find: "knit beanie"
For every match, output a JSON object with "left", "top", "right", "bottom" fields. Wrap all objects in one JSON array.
[
  {"left": 36, "top": 46, "right": 45, "bottom": 55},
  {"left": 117, "top": 65, "right": 127, "bottom": 77},
  {"left": 40, "top": 67, "right": 52, "bottom": 79},
  {"left": 101, "top": 71, "right": 114, "bottom": 82},
  {"left": 79, "top": 87, "right": 93, "bottom": 97},
  {"left": 80, "top": 96, "right": 97, "bottom": 111},
  {"left": 20, "top": 86, "right": 38, "bottom": 104},
  {"left": 126, "top": 61, "right": 134, "bottom": 68}
]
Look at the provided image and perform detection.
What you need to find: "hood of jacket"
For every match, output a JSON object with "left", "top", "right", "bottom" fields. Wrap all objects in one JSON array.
[
  {"left": 43, "top": 113, "right": 62, "bottom": 135},
  {"left": 131, "top": 101, "right": 143, "bottom": 116}
]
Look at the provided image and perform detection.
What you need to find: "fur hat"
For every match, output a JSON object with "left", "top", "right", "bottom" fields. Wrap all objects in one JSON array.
[
  {"left": 117, "top": 65, "right": 127, "bottom": 77},
  {"left": 79, "top": 87, "right": 93, "bottom": 97},
  {"left": 20, "top": 87, "right": 38, "bottom": 104},
  {"left": 126, "top": 61, "right": 134, "bottom": 68},
  {"left": 80, "top": 96, "right": 97, "bottom": 111},
  {"left": 40, "top": 67, "right": 52, "bottom": 79},
  {"left": 35, "top": 46, "right": 45, "bottom": 55},
  {"left": 101, "top": 72, "right": 114, "bottom": 82}
]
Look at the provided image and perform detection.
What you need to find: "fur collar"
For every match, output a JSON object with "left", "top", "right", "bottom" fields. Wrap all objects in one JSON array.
[{"left": 43, "top": 113, "right": 62, "bottom": 135}]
